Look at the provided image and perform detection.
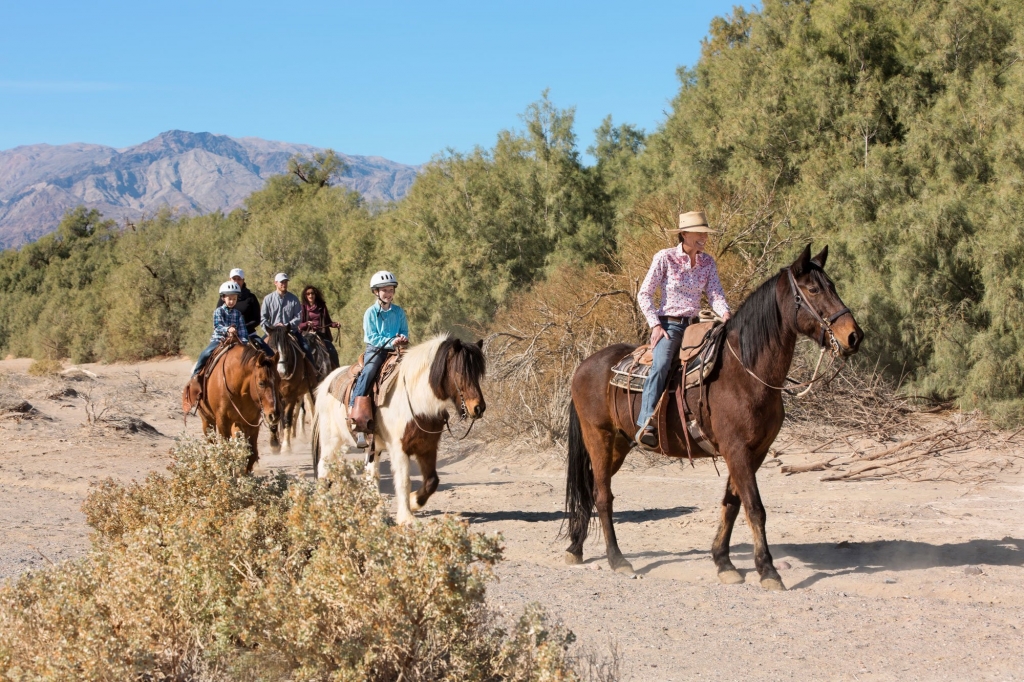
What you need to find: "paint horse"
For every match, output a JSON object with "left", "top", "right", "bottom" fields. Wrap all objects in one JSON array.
[
  {"left": 312, "top": 335, "right": 486, "bottom": 523},
  {"left": 564, "top": 245, "right": 863, "bottom": 589}
]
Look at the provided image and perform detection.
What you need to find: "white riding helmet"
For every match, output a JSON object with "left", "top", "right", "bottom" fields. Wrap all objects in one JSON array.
[
  {"left": 219, "top": 281, "right": 242, "bottom": 296},
  {"left": 370, "top": 270, "right": 398, "bottom": 291}
]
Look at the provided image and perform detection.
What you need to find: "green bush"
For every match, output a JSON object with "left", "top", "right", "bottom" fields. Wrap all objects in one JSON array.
[{"left": 0, "top": 437, "right": 587, "bottom": 681}]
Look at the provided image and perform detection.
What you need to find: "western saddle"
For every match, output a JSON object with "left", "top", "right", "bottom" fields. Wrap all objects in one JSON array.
[
  {"left": 327, "top": 349, "right": 404, "bottom": 448},
  {"left": 609, "top": 315, "right": 727, "bottom": 459},
  {"left": 181, "top": 331, "right": 241, "bottom": 415}
]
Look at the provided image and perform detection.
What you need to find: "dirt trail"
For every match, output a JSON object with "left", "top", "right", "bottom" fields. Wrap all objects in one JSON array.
[{"left": 0, "top": 358, "right": 1022, "bottom": 680}]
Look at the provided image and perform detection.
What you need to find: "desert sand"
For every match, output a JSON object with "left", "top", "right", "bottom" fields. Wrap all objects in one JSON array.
[{"left": 0, "top": 357, "right": 1021, "bottom": 681}]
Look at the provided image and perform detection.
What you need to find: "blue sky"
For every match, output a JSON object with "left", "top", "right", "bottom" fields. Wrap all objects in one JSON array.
[{"left": 1, "top": 1, "right": 743, "bottom": 165}]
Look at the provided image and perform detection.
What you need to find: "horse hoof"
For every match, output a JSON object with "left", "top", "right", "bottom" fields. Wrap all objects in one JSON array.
[
  {"left": 612, "top": 561, "right": 635, "bottom": 576},
  {"left": 565, "top": 552, "right": 583, "bottom": 565},
  {"left": 718, "top": 569, "right": 744, "bottom": 585},
  {"left": 760, "top": 577, "right": 786, "bottom": 591},
  {"left": 409, "top": 492, "right": 423, "bottom": 511}
]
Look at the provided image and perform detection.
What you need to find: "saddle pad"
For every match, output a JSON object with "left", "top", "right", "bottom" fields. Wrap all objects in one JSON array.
[{"left": 609, "top": 323, "right": 725, "bottom": 392}]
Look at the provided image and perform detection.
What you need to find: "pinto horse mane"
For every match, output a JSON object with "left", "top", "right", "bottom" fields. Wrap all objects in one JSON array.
[{"left": 428, "top": 337, "right": 486, "bottom": 399}]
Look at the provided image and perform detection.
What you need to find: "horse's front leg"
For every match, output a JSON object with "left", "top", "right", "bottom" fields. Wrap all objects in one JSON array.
[
  {"left": 390, "top": 442, "right": 414, "bottom": 524},
  {"left": 409, "top": 451, "right": 439, "bottom": 511},
  {"left": 244, "top": 426, "right": 259, "bottom": 474},
  {"left": 711, "top": 476, "right": 744, "bottom": 585},
  {"left": 728, "top": 454, "right": 784, "bottom": 590}
]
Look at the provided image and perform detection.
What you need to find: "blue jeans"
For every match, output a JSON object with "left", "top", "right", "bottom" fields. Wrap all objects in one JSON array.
[
  {"left": 350, "top": 345, "right": 387, "bottom": 406},
  {"left": 636, "top": 317, "right": 689, "bottom": 428},
  {"left": 251, "top": 335, "right": 273, "bottom": 357},
  {"left": 193, "top": 340, "right": 221, "bottom": 376}
]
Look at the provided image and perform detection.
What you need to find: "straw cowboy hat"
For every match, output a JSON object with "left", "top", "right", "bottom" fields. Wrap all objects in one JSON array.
[{"left": 669, "top": 210, "right": 719, "bottom": 234}]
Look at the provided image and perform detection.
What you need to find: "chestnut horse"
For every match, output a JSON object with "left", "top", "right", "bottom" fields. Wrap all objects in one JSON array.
[
  {"left": 196, "top": 342, "right": 282, "bottom": 473},
  {"left": 564, "top": 245, "right": 863, "bottom": 590},
  {"left": 312, "top": 335, "right": 486, "bottom": 523},
  {"left": 265, "top": 326, "right": 318, "bottom": 451}
]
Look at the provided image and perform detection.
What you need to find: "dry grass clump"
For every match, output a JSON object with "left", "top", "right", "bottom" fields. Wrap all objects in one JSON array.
[
  {"left": 783, "top": 345, "right": 914, "bottom": 436},
  {"left": 27, "top": 358, "right": 63, "bottom": 377},
  {"left": 484, "top": 264, "right": 645, "bottom": 445},
  {"left": 0, "top": 437, "right": 593, "bottom": 681}
]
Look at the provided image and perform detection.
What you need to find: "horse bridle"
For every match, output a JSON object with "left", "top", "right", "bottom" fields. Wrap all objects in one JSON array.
[
  {"left": 726, "top": 267, "right": 852, "bottom": 394},
  {"left": 403, "top": 355, "right": 477, "bottom": 440},
  {"left": 784, "top": 266, "right": 851, "bottom": 357},
  {"left": 222, "top": 350, "right": 277, "bottom": 429}
]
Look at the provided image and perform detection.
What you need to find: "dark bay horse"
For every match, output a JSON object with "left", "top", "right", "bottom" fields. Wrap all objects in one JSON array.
[
  {"left": 564, "top": 245, "right": 863, "bottom": 589},
  {"left": 265, "top": 326, "right": 318, "bottom": 450},
  {"left": 196, "top": 342, "right": 281, "bottom": 473},
  {"left": 312, "top": 335, "right": 486, "bottom": 523}
]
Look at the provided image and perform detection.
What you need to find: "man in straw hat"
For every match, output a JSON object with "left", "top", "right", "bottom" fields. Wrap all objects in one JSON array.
[{"left": 634, "top": 210, "right": 731, "bottom": 449}]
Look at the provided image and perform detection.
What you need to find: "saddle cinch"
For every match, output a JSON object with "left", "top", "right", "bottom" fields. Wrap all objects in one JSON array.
[{"left": 609, "top": 317, "right": 727, "bottom": 458}]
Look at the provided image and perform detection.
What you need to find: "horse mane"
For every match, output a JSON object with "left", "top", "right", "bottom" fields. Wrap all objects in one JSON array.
[
  {"left": 266, "top": 326, "right": 297, "bottom": 373},
  {"left": 725, "top": 272, "right": 783, "bottom": 369},
  {"left": 238, "top": 342, "right": 273, "bottom": 369},
  {"left": 427, "top": 336, "right": 486, "bottom": 399}
]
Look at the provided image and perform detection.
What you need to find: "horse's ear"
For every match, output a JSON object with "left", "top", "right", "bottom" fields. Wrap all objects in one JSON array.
[
  {"left": 811, "top": 245, "right": 829, "bottom": 268},
  {"left": 791, "top": 244, "right": 812, "bottom": 276},
  {"left": 476, "top": 339, "right": 484, "bottom": 349},
  {"left": 452, "top": 338, "right": 462, "bottom": 351},
  {"left": 270, "top": 352, "right": 279, "bottom": 364}
]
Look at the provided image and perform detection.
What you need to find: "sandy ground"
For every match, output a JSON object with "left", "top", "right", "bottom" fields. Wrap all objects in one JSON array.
[{"left": 1, "top": 358, "right": 1022, "bottom": 681}]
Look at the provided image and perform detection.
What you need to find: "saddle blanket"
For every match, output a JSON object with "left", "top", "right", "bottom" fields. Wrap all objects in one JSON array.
[{"left": 609, "top": 321, "right": 725, "bottom": 392}]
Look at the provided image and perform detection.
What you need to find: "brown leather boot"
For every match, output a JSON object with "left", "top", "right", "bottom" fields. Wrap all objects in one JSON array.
[
  {"left": 350, "top": 395, "right": 374, "bottom": 433},
  {"left": 182, "top": 375, "right": 202, "bottom": 414}
]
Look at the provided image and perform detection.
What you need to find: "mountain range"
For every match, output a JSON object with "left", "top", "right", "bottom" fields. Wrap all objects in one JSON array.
[{"left": 0, "top": 130, "right": 419, "bottom": 249}]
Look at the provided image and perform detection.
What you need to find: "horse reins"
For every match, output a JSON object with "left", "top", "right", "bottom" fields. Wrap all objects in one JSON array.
[
  {"left": 221, "top": 345, "right": 274, "bottom": 428},
  {"left": 401, "top": 355, "right": 477, "bottom": 441},
  {"left": 728, "top": 267, "right": 852, "bottom": 395}
]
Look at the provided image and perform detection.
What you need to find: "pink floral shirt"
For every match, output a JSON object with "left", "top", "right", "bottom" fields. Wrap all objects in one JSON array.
[{"left": 637, "top": 246, "right": 730, "bottom": 328}]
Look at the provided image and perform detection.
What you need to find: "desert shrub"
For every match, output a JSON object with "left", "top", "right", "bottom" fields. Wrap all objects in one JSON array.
[
  {"left": 26, "top": 358, "right": 62, "bottom": 377},
  {"left": 0, "top": 437, "right": 590, "bottom": 681}
]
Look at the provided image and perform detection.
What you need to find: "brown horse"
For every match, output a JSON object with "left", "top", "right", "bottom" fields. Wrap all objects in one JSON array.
[
  {"left": 564, "top": 245, "right": 863, "bottom": 589},
  {"left": 196, "top": 342, "right": 282, "bottom": 473},
  {"left": 265, "top": 326, "right": 318, "bottom": 450}
]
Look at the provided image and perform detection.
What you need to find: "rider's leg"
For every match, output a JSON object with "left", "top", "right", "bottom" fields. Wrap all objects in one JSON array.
[
  {"left": 252, "top": 335, "right": 274, "bottom": 358},
  {"left": 192, "top": 340, "right": 221, "bottom": 376},
  {"left": 292, "top": 330, "right": 316, "bottom": 364},
  {"left": 325, "top": 338, "right": 340, "bottom": 369},
  {"left": 635, "top": 318, "right": 688, "bottom": 438},
  {"left": 350, "top": 347, "right": 386, "bottom": 407}
]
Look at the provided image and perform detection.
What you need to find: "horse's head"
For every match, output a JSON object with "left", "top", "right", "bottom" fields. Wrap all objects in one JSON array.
[
  {"left": 787, "top": 245, "right": 863, "bottom": 356},
  {"left": 248, "top": 348, "right": 282, "bottom": 429},
  {"left": 429, "top": 337, "right": 487, "bottom": 419},
  {"left": 266, "top": 326, "right": 296, "bottom": 377}
]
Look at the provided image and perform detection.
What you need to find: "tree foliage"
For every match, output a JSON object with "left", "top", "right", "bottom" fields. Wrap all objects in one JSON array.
[{"left": 1, "top": 0, "right": 1022, "bottom": 421}]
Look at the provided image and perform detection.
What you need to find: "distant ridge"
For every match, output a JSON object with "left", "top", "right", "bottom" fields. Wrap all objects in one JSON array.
[{"left": 0, "top": 130, "right": 419, "bottom": 249}]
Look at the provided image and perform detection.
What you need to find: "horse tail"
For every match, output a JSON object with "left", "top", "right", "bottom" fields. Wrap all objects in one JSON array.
[
  {"left": 311, "top": 407, "right": 321, "bottom": 479},
  {"left": 561, "top": 400, "right": 595, "bottom": 545}
]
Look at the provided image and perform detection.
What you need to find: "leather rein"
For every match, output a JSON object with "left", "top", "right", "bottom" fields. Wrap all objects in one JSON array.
[
  {"left": 727, "top": 267, "right": 852, "bottom": 395},
  {"left": 221, "top": 344, "right": 276, "bottom": 428}
]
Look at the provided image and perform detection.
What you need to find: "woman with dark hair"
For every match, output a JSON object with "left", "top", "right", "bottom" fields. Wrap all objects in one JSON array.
[{"left": 299, "top": 285, "right": 340, "bottom": 370}]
